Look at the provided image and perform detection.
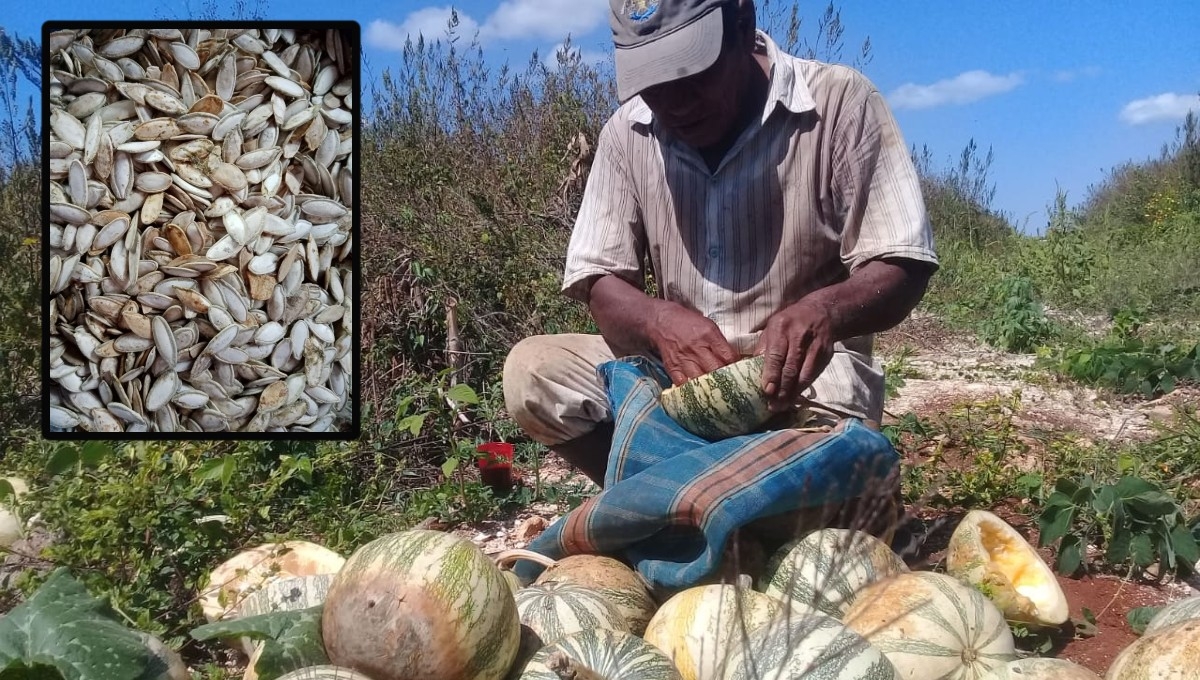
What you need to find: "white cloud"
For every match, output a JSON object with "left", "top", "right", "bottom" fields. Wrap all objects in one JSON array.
[
  {"left": 364, "top": 7, "right": 481, "bottom": 50},
  {"left": 482, "top": 0, "right": 609, "bottom": 41},
  {"left": 1119, "top": 92, "right": 1200, "bottom": 125},
  {"left": 366, "top": 0, "right": 609, "bottom": 52},
  {"left": 542, "top": 41, "right": 609, "bottom": 70},
  {"left": 1052, "top": 66, "right": 1101, "bottom": 83},
  {"left": 888, "top": 70, "right": 1024, "bottom": 110}
]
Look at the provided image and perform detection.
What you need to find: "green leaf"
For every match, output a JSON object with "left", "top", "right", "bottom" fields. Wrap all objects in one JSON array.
[
  {"left": 1130, "top": 534, "right": 1155, "bottom": 568},
  {"left": 1038, "top": 505, "right": 1077, "bottom": 547},
  {"left": 1127, "top": 606, "right": 1162, "bottom": 635},
  {"left": 441, "top": 457, "right": 459, "bottom": 478},
  {"left": 191, "top": 607, "right": 327, "bottom": 680},
  {"left": 1107, "top": 524, "right": 1133, "bottom": 565},
  {"left": 1170, "top": 524, "right": 1200, "bottom": 567},
  {"left": 194, "top": 458, "right": 227, "bottom": 485},
  {"left": 1093, "top": 485, "right": 1117, "bottom": 514},
  {"left": 0, "top": 567, "right": 176, "bottom": 679},
  {"left": 397, "top": 413, "right": 427, "bottom": 437},
  {"left": 1126, "top": 491, "right": 1178, "bottom": 518},
  {"left": 1057, "top": 534, "right": 1084, "bottom": 575},
  {"left": 0, "top": 480, "right": 14, "bottom": 504},
  {"left": 79, "top": 441, "right": 112, "bottom": 468},
  {"left": 220, "top": 456, "right": 237, "bottom": 489},
  {"left": 46, "top": 446, "right": 80, "bottom": 476},
  {"left": 445, "top": 383, "right": 478, "bottom": 405}
]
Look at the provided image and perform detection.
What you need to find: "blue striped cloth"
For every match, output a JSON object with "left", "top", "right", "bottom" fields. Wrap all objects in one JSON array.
[{"left": 511, "top": 356, "right": 899, "bottom": 589}]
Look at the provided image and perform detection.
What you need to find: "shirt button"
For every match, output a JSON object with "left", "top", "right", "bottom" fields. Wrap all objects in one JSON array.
[{"left": 708, "top": 247, "right": 719, "bottom": 258}]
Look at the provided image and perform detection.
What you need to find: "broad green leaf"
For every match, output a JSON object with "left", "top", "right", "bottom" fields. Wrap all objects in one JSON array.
[
  {"left": 441, "top": 457, "right": 459, "bottom": 478},
  {"left": 1107, "top": 525, "right": 1132, "bottom": 565},
  {"left": 1126, "top": 491, "right": 1178, "bottom": 518},
  {"left": 1113, "top": 476, "right": 1158, "bottom": 498},
  {"left": 1093, "top": 485, "right": 1117, "bottom": 514},
  {"left": 220, "top": 456, "right": 237, "bottom": 489},
  {"left": 190, "top": 607, "right": 326, "bottom": 680},
  {"left": 79, "top": 441, "right": 112, "bottom": 468},
  {"left": 1057, "top": 534, "right": 1083, "bottom": 575},
  {"left": 1127, "top": 606, "right": 1163, "bottom": 635},
  {"left": 0, "top": 567, "right": 176, "bottom": 679},
  {"left": 1038, "top": 505, "right": 1077, "bottom": 547},
  {"left": 445, "top": 383, "right": 478, "bottom": 405},
  {"left": 0, "top": 480, "right": 13, "bottom": 504},
  {"left": 46, "top": 446, "right": 79, "bottom": 476},
  {"left": 397, "top": 413, "right": 427, "bottom": 437},
  {"left": 194, "top": 459, "right": 226, "bottom": 485},
  {"left": 1170, "top": 524, "right": 1200, "bottom": 567},
  {"left": 1130, "top": 534, "right": 1154, "bottom": 568}
]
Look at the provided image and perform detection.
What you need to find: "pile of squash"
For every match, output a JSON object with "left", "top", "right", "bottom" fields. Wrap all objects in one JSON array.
[{"left": 198, "top": 510, "right": 1200, "bottom": 680}]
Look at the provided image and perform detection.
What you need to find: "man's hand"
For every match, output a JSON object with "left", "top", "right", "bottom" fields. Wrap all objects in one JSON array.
[
  {"left": 588, "top": 275, "right": 738, "bottom": 385},
  {"left": 649, "top": 305, "right": 739, "bottom": 386},
  {"left": 753, "top": 258, "right": 937, "bottom": 412},
  {"left": 755, "top": 299, "right": 836, "bottom": 411}
]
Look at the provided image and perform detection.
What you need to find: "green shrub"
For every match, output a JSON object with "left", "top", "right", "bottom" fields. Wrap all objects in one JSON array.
[{"left": 978, "top": 275, "right": 1055, "bottom": 353}]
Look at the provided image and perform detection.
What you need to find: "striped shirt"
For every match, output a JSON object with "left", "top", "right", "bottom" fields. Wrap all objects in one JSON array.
[{"left": 562, "top": 30, "right": 938, "bottom": 421}]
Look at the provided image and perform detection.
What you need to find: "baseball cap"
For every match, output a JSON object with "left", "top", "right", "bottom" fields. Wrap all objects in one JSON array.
[{"left": 609, "top": 0, "right": 731, "bottom": 102}]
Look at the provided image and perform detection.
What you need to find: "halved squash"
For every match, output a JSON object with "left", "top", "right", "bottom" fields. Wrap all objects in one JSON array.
[{"left": 946, "top": 510, "right": 1069, "bottom": 626}]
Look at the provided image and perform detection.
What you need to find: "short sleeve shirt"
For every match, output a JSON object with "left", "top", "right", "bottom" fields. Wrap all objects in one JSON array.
[{"left": 562, "top": 31, "right": 938, "bottom": 422}]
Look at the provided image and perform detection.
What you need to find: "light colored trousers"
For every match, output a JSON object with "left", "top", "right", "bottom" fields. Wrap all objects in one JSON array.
[{"left": 502, "top": 334, "right": 618, "bottom": 447}]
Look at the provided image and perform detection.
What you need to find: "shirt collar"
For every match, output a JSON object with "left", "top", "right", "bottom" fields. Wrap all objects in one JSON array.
[{"left": 626, "top": 30, "right": 817, "bottom": 128}]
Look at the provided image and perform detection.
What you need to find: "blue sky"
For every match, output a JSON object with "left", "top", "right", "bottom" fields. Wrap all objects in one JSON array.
[{"left": 11, "top": 0, "right": 1200, "bottom": 233}]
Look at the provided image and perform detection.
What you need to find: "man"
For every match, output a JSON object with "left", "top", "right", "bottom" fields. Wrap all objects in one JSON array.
[{"left": 503, "top": 0, "right": 938, "bottom": 489}]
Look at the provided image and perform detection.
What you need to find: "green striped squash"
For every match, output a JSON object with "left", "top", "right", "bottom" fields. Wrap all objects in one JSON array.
[
  {"left": 518, "top": 628, "right": 682, "bottom": 680},
  {"left": 721, "top": 608, "right": 898, "bottom": 680},
  {"left": 276, "top": 667, "right": 374, "bottom": 680},
  {"left": 514, "top": 582, "right": 630, "bottom": 666},
  {"left": 842, "top": 572, "right": 1016, "bottom": 680},
  {"left": 239, "top": 573, "right": 334, "bottom": 618},
  {"left": 981, "top": 658, "right": 1101, "bottom": 680},
  {"left": 643, "top": 584, "right": 784, "bottom": 680},
  {"left": 533, "top": 554, "right": 658, "bottom": 636},
  {"left": 1143, "top": 594, "right": 1200, "bottom": 635},
  {"left": 659, "top": 356, "right": 773, "bottom": 440},
  {"left": 1106, "top": 619, "right": 1200, "bottom": 680},
  {"left": 241, "top": 574, "right": 336, "bottom": 680},
  {"left": 321, "top": 530, "right": 520, "bottom": 680},
  {"left": 758, "top": 528, "right": 908, "bottom": 618}
]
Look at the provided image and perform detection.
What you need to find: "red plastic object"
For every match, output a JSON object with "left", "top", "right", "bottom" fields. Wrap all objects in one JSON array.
[{"left": 476, "top": 442, "right": 515, "bottom": 494}]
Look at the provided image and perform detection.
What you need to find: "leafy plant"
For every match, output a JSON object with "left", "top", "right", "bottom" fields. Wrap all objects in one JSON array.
[
  {"left": 191, "top": 606, "right": 327, "bottom": 680},
  {"left": 1042, "top": 337, "right": 1198, "bottom": 397},
  {"left": 978, "top": 275, "right": 1055, "bottom": 353},
  {"left": 1037, "top": 475, "right": 1200, "bottom": 577},
  {"left": 0, "top": 568, "right": 177, "bottom": 680}
]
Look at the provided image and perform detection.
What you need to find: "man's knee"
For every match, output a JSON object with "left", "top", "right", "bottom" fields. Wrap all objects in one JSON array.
[
  {"left": 502, "top": 336, "right": 559, "bottom": 430},
  {"left": 502, "top": 334, "right": 611, "bottom": 446}
]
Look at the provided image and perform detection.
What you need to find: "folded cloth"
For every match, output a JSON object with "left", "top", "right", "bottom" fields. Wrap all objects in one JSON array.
[{"left": 511, "top": 356, "right": 899, "bottom": 590}]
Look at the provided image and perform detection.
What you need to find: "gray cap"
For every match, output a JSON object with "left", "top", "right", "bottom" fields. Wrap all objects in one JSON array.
[{"left": 609, "top": 0, "right": 729, "bottom": 102}]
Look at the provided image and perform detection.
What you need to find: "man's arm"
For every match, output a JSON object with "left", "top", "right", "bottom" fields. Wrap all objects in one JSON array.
[
  {"left": 589, "top": 274, "right": 738, "bottom": 386},
  {"left": 757, "top": 257, "right": 934, "bottom": 409}
]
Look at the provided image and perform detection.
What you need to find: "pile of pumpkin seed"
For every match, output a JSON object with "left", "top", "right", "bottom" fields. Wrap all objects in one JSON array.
[{"left": 46, "top": 27, "right": 355, "bottom": 433}]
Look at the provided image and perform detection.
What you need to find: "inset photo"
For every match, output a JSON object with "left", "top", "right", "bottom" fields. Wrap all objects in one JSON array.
[{"left": 43, "top": 23, "right": 360, "bottom": 437}]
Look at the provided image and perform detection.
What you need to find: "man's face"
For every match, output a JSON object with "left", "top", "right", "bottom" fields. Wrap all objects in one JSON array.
[{"left": 638, "top": 32, "right": 747, "bottom": 150}]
